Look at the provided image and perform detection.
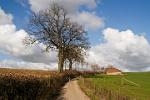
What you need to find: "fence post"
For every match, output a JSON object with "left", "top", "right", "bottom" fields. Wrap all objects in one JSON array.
[
  {"left": 83, "top": 78, "right": 85, "bottom": 85},
  {"left": 108, "top": 90, "right": 111, "bottom": 100}
]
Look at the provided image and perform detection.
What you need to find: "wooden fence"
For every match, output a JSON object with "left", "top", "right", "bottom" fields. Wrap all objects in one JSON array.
[{"left": 80, "top": 77, "right": 131, "bottom": 100}]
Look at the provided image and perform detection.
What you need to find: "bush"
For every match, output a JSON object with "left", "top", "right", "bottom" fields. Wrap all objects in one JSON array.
[{"left": 0, "top": 69, "right": 80, "bottom": 100}]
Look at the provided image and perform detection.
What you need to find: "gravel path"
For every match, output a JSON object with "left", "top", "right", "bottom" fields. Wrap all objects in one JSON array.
[{"left": 57, "top": 79, "right": 90, "bottom": 100}]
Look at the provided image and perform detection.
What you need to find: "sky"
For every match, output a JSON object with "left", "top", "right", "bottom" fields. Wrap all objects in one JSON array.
[{"left": 0, "top": 0, "right": 150, "bottom": 71}]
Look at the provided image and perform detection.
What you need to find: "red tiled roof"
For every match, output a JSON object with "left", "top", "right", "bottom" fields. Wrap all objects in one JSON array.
[{"left": 105, "top": 67, "right": 122, "bottom": 73}]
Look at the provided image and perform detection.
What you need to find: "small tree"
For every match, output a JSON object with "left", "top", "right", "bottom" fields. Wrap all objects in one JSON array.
[
  {"left": 91, "top": 64, "right": 100, "bottom": 72},
  {"left": 26, "top": 4, "right": 89, "bottom": 72},
  {"left": 64, "top": 46, "right": 86, "bottom": 70}
]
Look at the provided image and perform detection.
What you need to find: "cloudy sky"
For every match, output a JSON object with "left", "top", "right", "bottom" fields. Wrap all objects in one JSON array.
[{"left": 0, "top": 0, "right": 150, "bottom": 71}]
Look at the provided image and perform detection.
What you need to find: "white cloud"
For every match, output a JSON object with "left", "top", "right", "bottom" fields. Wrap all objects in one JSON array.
[
  {"left": 0, "top": 7, "right": 13, "bottom": 25},
  {"left": 29, "top": 0, "right": 97, "bottom": 13},
  {"left": 0, "top": 24, "right": 27, "bottom": 55},
  {"left": 28, "top": 0, "right": 104, "bottom": 31},
  {"left": 0, "top": 24, "right": 58, "bottom": 64},
  {"left": 87, "top": 28, "right": 150, "bottom": 71},
  {"left": 70, "top": 11, "right": 104, "bottom": 30},
  {"left": 0, "top": 60, "right": 57, "bottom": 70},
  {"left": 0, "top": 7, "right": 58, "bottom": 70}
]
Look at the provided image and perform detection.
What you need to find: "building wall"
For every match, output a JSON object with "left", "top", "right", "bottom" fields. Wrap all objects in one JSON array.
[{"left": 106, "top": 72, "right": 122, "bottom": 75}]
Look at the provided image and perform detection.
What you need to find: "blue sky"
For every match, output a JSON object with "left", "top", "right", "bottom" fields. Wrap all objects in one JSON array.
[
  {"left": 100, "top": 0, "right": 150, "bottom": 37},
  {"left": 0, "top": 0, "right": 30, "bottom": 29},
  {"left": 0, "top": 0, "right": 150, "bottom": 44},
  {"left": 0, "top": 0, "right": 150, "bottom": 45},
  {"left": 0, "top": 0, "right": 150, "bottom": 71}
]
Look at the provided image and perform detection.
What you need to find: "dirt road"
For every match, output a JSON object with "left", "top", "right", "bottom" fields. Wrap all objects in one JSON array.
[{"left": 57, "top": 79, "right": 90, "bottom": 100}]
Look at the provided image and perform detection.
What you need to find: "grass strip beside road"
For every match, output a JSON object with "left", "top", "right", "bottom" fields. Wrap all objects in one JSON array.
[{"left": 79, "top": 72, "right": 150, "bottom": 100}]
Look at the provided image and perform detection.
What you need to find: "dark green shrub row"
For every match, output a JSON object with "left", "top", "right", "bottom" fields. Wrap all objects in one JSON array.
[{"left": 0, "top": 70, "right": 80, "bottom": 100}]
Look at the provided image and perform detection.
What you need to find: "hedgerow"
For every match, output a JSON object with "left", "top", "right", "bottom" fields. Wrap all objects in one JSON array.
[{"left": 0, "top": 69, "right": 80, "bottom": 100}]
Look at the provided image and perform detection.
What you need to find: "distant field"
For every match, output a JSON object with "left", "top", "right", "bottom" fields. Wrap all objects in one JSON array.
[
  {"left": 0, "top": 68, "right": 56, "bottom": 78},
  {"left": 79, "top": 72, "right": 150, "bottom": 100},
  {"left": 0, "top": 68, "right": 79, "bottom": 100}
]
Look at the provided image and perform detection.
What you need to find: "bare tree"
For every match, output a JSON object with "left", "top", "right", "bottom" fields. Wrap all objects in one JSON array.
[
  {"left": 91, "top": 64, "right": 100, "bottom": 72},
  {"left": 64, "top": 46, "right": 85, "bottom": 70},
  {"left": 26, "top": 4, "right": 89, "bottom": 72}
]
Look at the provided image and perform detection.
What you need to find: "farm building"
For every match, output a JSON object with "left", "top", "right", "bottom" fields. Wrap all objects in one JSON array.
[{"left": 105, "top": 66, "right": 122, "bottom": 75}]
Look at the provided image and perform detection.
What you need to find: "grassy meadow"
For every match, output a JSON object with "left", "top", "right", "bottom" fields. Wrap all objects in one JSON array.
[
  {"left": 0, "top": 68, "right": 80, "bottom": 100},
  {"left": 79, "top": 72, "right": 150, "bottom": 100}
]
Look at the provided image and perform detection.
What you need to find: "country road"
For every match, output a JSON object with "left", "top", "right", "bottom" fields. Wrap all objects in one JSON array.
[{"left": 57, "top": 79, "right": 90, "bottom": 100}]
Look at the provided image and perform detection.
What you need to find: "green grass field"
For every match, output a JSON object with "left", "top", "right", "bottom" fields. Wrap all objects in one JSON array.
[{"left": 79, "top": 72, "right": 150, "bottom": 100}]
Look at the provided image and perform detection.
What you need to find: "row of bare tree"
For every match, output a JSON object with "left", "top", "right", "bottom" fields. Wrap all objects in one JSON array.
[{"left": 24, "top": 4, "right": 90, "bottom": 72}]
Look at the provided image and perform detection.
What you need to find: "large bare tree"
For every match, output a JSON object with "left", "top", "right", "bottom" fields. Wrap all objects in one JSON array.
[{"left": 26, "top": 4, "right": 89, "bottom": 72}]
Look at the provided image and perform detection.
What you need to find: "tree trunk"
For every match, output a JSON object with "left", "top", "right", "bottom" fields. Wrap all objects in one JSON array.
[
  {"left": 58, "top": 48, "right": 64, "bottom": 73},
  {"left": 69, "top": 59, "right": 73, "bottom": 70}
]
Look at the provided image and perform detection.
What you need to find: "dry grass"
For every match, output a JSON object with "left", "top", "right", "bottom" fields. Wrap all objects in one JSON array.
[{"left": 0, "top": 68, "right": 56, "bottom": 77}]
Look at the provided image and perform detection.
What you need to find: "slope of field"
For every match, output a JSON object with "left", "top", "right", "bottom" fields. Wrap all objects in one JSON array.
[
  {"left": 0, "top": 68, "right": 57, "bottom": 77},
  {"left": 0, "top": 68, "right": 80, "bottom": 100},
  {"left": 79, "top": 72, "right": 150, "bottom": 100}
]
